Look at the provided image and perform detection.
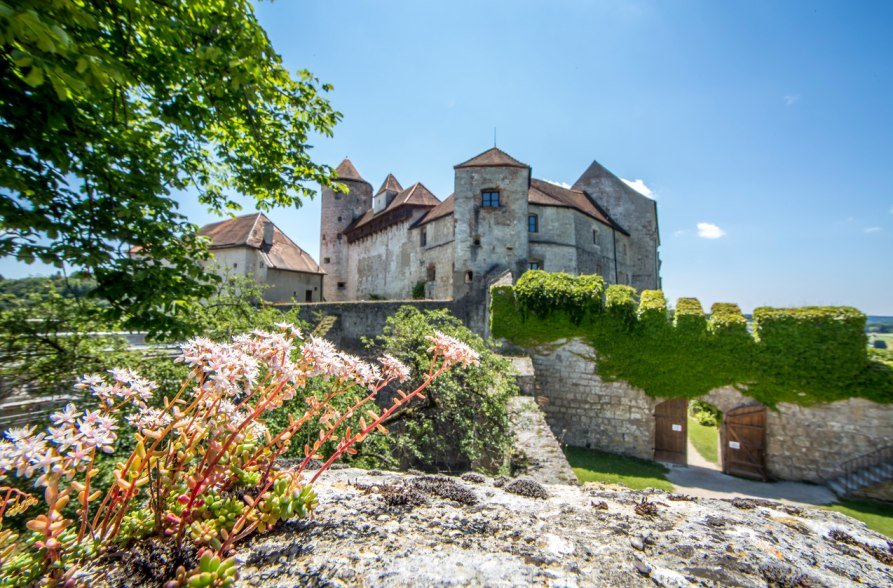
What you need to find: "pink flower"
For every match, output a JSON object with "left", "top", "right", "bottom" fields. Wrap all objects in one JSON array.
[
  {"left": 425, "top": 331, "right": 480, "bottom": 368},
  {"left": 379, "top": 354, "right": 411, "bottom": 383},
  {"left": 50, "top": 403, "right": 78, "bottom": 426}
]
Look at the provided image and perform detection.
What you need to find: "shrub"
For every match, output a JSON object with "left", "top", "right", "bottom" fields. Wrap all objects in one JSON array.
[
  {"left": 365, "top": 306, "right": 516, "bottom": 472},
  {"left": 411, "top": 281, "right": 426, "bottom": 300},
  {"left": 514, "top": 270, "right": 604, "bottom": 324},
  {"left": 708, "top": 303, "right": 748, "bottom": 336},
  {"left": 489, "top": 272, "right": 892, "bottom": 406},
  {"left": 605, "top": 285, "right": 638, "bottom": 327},
  {"left": 0, "top": 326, "right": 477, "bottom": 585},
  {"left": 752, "top": 306, "right": 867, "bottom": 400},
  {"left": 689, "top": 400, "right": 721, "bottom": 427},
  {"left": 674, "top": 298, "right": 706, "bottom": 337},
  {"left": 637, "top": 290, "right": 668, "bottom": 329}
]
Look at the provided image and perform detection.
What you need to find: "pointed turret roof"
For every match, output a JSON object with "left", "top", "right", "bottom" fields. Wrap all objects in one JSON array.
[
  {"left": 375, "top": 173, "right": 403, "bottom": 196},
  {"left": 334, "top": 158, "right": 370, "bottom": 184},
  {"left": 454, "top": 147, "right": 529, "bottom": 169}
]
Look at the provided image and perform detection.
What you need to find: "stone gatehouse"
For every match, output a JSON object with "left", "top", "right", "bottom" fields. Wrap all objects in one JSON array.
[{"left": 528, "top": 338, "right": 893, "bottom": 499}]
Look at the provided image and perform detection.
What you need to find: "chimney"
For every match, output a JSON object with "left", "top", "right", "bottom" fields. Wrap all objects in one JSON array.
[{"left": 263, "top": 220, "right": 274, "bottom": 246}]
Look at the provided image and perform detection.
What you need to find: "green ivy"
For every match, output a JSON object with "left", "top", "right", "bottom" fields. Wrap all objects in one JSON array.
[{"left": 491, "top": 274, "right": 893, "bottom": 407}]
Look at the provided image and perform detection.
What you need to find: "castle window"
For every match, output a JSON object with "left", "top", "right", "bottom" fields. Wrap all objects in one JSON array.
[
  {"left": 420, "top": 228, "right": 427, "bottom": 247},
  {"left": 528, "top": 260, "right": 542, "bottom": 271},
  {"left": 233, "top": 262, "right": 238, "bottom": 269},
  {"left": 481, "top": 190, "right": 500, "bottom": 208},
  {"left": 473, "top": 236, "right": 481, "bottom": 246},
  {"left": 427, "top": 264, "right": 436, "bottom": 282},
  {"left": 528, "top": 214, "right": 538, "bottom": 233},
  {"left": 464, "top": 271, "right": 474, "bottom": 283},
  {"left": 323, "top": 257, "right": 330, "bottom": 264},
  {"left": 337, "top": 282, "right": 346, "bottom": 290},
  {"left": 593, "top": 228, "right": 599, "bottom": 244},
  {"left": 337, "top": 216, "right": 342, "bottom": 222}
]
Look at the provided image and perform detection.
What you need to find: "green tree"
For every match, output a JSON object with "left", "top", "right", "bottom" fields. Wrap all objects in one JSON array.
[{"left": 0, "top": 0, "right": 341, "bottom": 337}]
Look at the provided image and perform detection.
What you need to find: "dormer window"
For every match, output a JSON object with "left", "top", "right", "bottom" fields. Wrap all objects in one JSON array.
[
  {"left": 528, "top": 214, "right": 538, "bottom": 233},
  {"left": 481, "top": 190, "right": 500, "bottom": 208}
]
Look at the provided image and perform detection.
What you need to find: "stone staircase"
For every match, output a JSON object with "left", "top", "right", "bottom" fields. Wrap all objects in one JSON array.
[{"left": 824, "top": 445, "right": 893, "bottom": 497}]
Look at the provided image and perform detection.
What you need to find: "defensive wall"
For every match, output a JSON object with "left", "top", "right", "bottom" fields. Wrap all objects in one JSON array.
[{"left": 279, "top": 299, "right": 473, "bottom": 354}]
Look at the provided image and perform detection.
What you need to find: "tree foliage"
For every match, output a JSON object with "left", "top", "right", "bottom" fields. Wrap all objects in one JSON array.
[{"left": 0, "top": 0, "right": 341, "bottom": 337}]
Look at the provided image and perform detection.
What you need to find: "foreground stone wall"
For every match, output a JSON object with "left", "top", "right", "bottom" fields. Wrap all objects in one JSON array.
[
  {"left": 529, "top": 338, "right": 656, "bottom": 460},
  {"left": 285, "top": 299, "right": 455, "bottom": 353},
  {"left": 282, "top": 299, "right": 475, "bottom": 354},
  {"left": 530, "top": 338, "right": 893, "bottom": 492}
]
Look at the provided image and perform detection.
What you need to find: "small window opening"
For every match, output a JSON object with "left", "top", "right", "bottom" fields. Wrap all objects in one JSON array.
[
  {"left": 481, "top": 190, "right": 500, "bottom": 208},
  {"left": 337, "top": 216, "right": 342, "bottom": 222},
  {"left": 593, "top": 228, "right": 599, "bottom": 244},
  {"left": 427, "top": 264, "right": 436, "bottom": 282},
  {"left": 473, "top": 236, "right": 481, "bottom": 246},
  {"left": 420, "top": 227, "right": 427, "bottom": 247},
  {"left": 323, "top": 257, "right": 331, "bottom": 264},
  {"left": 232, "top": 262, "right": 238, "bottom": 269},
  {"left": 528, "top": 214, "right": 538, "bottom": 233},
  {"left": 337, "top": 282, "right": 346, "bottom": 290},
  {"left": 528, "top": 260, "right": 542, "bottom": 271},
  {"left": 464, "top": 271, "right": 474, "bottom": 283}
]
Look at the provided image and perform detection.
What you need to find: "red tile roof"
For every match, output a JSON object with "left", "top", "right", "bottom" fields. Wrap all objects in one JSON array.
[
  {"left": 412, "top": 193, "right": 455, "bottom": 228},
  {"left": 454, "top": 147, "right": 529, "bottom": 169},
  {"left": 529, "top": 179, "right": 628, "bottom": 234},
  {"left": 198, "top": 213, "right": 324, "bottom": 274},
  {"left": 375, "top": 173, "right": 403, "bottom": 196},
  {"left": 334, "top": 158, "right": 369, "bottom": 184},
  {"left": 344, "top": 183, "right": 441, "bottom": 241}
]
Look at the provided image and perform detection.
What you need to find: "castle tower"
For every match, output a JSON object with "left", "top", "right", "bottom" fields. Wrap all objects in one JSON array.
[
  {"left": 319, "top": 158, "right": 372, "bottom": 300},
  {"left": 452, "top": 147, "right": 531, "bottom": 300},
  {"left": 573, "top": 160, "right": 661, "bottom": 291}
]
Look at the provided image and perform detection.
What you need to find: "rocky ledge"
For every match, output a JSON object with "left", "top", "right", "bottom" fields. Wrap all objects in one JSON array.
[{"left": 228, "top": 468, "right": 892, "bottom": 587}]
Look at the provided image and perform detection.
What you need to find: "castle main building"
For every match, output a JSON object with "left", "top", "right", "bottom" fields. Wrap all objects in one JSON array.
[{"left": 319, "top": 147, "right": 660, "bottom": 302}]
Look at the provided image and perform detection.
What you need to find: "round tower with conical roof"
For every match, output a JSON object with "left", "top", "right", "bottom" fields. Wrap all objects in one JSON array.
[{"left": 320, "top": 158, "right": 372, "bottom": 301}]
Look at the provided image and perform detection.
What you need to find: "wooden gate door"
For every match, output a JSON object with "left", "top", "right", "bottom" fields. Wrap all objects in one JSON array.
[
  {"left": 723, "top": 404, "right": 768, "bottom": 480},
  {"left": 654, "top": 398, "right": 688, "bottom": 464}
]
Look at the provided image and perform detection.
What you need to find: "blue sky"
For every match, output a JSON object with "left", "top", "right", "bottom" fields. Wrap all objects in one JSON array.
[{"left": 4, "top": 1, "right": 892, "bottom": 314}]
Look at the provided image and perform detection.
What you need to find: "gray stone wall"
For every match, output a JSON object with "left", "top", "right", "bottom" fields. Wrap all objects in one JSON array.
[
  {"left": 415, "top": 214, "right": 456, "bottom": 300},
  {"left": 573, "top": 163, "right": 660, "bottom": 291},
  {"left": 527, "top": 338, "right": 893, "bottom": 491},
  {"left": 452, "top": 166, "right": 530, "bottom": 300},
  {"left": 320, "top": 178, "right": 372, "bottom": 301},
  {"left": 348, "top": 209, "right": 430, "bottom": 301},
  {"left": 283, "top": 299, "right": 469, "bottom": 354},
  {"left": 528, "top": 338, "right": 657, "bottom": 460}
]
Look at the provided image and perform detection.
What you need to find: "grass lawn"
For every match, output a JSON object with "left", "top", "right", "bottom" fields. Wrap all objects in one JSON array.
[
  {"left": 563, "top": 446, "right": 673, "bottom": 491},
  {"left": 688, "top": 416, "right": 719, "bottom": 464},
  {"left": 823, "top": 499, "right": 893, "bottom": 538}
]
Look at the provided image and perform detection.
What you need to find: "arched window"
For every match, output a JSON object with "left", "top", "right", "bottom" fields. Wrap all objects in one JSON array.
[{"left": 528, "top": 214, "right": 538, "bottom": 233}]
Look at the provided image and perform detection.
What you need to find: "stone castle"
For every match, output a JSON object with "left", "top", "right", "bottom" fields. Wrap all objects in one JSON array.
[{"left": 319, "top": 147, "right": 661, "bottom": 302}]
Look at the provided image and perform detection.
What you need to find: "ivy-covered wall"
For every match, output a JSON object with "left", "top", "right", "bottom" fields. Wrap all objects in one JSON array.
[{"left": 491, "top": 271, "right": 893, "bottom": 407}]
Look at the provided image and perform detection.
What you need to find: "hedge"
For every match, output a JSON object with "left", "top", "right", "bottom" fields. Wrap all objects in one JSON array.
[{"left": 490, "top": 273, "right": 892, "bottom": 406}]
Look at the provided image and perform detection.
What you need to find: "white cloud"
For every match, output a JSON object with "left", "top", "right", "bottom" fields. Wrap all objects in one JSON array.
[
  {"left": 621, "top": 178, "right": 656, "bottom": 199},
  {"left": 864, "top": 227, "right": 882, "bottom": 233},
  {"left": 784, "top": 94, "right": 800, "bottom": 106},
  {"left": 544, "top": 179, "right": 572, "bottom": 189},
  {"left": 673, "top": 229, "right": 687, "bottom": 238},
  {"left": 697, "top": 222, "right": 726, "bottom": 239}
]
